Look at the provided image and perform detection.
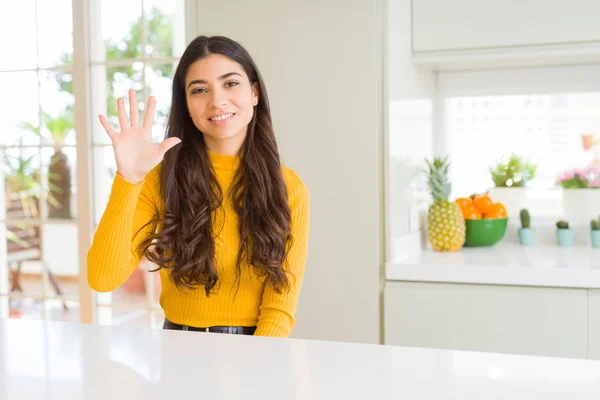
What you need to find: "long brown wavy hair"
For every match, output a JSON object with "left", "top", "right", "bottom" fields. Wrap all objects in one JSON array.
[{"left": 139, "top": 36, "right": 292, "bottom": 296}]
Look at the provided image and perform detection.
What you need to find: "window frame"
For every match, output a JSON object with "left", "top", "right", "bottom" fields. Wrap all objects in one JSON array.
[
  {"left": 435, "top": 64, "right": 600, "bottom": 209},
  {"left": 0, "top": 0, "right": 191, "bottom": 325}
]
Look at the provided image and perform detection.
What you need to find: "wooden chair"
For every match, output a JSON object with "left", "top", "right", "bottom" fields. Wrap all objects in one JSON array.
[{"left": 6, "top": 195, "right": 67, "bottom": 310}]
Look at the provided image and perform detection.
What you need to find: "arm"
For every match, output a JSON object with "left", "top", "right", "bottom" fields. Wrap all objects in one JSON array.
[
  {"left": 254, "top": 170, "right": 310, "bottom": 337},
  {"left": 87, "top": 166, "right": 161, "bottom": 292},
  {"left": 89, "top": 91, "right": 179, "bottom": 292}
]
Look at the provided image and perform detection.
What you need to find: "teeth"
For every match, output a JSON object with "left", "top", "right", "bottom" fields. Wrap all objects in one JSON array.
[{"left": 210, "top": 113, "right": 234, "bottom": 121}]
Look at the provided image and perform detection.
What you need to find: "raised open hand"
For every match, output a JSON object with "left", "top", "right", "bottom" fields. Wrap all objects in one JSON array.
[{"left": 99, "top": 89, "right": 181, "bottom": 184}]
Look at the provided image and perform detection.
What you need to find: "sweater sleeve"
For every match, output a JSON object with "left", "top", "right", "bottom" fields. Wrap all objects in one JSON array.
[
  {"left": 254, "top": 169, "right": 310, "bottom": 337},
  {"left": 87, "top": 166, "right": 161, "bottom": 292}
]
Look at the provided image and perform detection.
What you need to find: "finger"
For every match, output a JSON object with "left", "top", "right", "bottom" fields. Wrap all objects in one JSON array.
[
  {"left": 98, "top": 115, "right": 117, "bottom": 140},
  {"left": 157, "top": 137, "right": 182, "bottom": 156},
  {"left": 129, "top": 90, "right": 139, "bottom": 127},
  {"left": 117, "top": 97, "right": 128, "bottom": 130},
  {"left": 143, "top": 96, "right": 156, "bottom": 128}
]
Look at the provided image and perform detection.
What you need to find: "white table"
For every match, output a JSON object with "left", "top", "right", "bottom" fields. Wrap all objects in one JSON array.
[{"left": 2, "top": 319, "right": 600, "bottom": 399}]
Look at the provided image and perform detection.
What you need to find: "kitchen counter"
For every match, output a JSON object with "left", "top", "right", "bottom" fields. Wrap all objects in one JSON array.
[
  {"left": 386, "top": 243, "right": 600, "bottom": 288},
  {"left": 2, "top": 318, "right": 600, "bottom": 399}
]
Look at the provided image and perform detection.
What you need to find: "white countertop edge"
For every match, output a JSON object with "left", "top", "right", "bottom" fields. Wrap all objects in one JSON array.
[{"left": 385, "top": 262, "right": 600, "bottom": 289}]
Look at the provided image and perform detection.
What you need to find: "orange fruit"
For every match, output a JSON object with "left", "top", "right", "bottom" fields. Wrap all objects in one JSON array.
[
  {"left": 483, "top": 211, "right": 504, "bottom": 219},
  {"left": 490, "top": 202, "right": 507, "bottom": 217},
  {"left": 473, "top": 195, "right": 494, "bottom": 213},
  {"left": 462, "top": 206, "right": 482, "bottom": 220},
  {"left": 455, "top": 197, "right": 473, "bottom": 209}
]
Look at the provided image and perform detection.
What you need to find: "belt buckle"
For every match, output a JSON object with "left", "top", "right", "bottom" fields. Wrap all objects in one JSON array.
[{"left": 205, "top": 327, "right": 210, "bottom": 332}]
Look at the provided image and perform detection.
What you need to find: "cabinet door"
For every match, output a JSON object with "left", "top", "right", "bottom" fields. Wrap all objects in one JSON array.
[
  {"left": 589, "top": 290, "right": 600, "bottom": 360},
  {"left": 384, "top": 281, "right": 588, "bottom": 359},
  {"left": 412, "top": 0, "right": 600, "bottom": 53}
]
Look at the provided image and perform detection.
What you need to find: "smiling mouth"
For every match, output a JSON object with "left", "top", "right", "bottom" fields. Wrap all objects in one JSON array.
[{"left": 209, "top": 113, "right": 235, "bottom": 121}]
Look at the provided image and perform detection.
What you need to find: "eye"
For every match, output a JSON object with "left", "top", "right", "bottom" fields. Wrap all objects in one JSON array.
[
  {"left": 225, "top": 81, "right": 239, "bottom": 88},
  {"left": 191, "top": 87, "right": 207, "bottom": 95}
]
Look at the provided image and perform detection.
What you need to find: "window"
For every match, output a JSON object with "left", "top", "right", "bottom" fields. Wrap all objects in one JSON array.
[
  {"left": 0, "top": 0, "right": 78, "bottom": 321},
  {"left": 1, "top": 0, "right": 186, "bottom": 328},
  {"left": 438, "top": 65, "right": 600, "bottom": 208},
  {"left": 446, "top": 92, "right": 600, "bottom": 198}
]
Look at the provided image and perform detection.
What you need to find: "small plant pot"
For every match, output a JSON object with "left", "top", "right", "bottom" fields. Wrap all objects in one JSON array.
[
  {"left": 556, "top": 228, "right": 574, "bottom": 247},
  {"left": 518, "top": 228, "right": 536, "bottom": 246},
  {"left": 591, "top": 230, "right": 600, "bottom": 248}
]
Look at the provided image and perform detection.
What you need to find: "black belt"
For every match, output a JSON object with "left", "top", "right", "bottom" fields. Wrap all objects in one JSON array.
[{"left": 163, "top": 318, "right": 256, "bottom": 335}]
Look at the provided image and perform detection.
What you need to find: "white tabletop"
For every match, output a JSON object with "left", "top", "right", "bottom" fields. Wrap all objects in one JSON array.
[
  {"left": 386, "top": 243, "right": 600, "bottom": 288},
  {"left": 2, "top": 318, "right": 600, "bottom": 399}
]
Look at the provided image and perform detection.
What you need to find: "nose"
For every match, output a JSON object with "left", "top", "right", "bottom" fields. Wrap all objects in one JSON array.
[{"left": 208, "top": 87, "right": 228, "bottom": 108}]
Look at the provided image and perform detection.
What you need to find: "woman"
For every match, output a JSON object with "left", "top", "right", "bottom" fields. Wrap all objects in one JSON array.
[{"left": 87, "top": 35, "right": 310, "bottom": 338}]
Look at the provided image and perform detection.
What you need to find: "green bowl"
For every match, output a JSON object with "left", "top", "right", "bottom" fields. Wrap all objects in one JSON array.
[{"left": 464, "top": 217, "right": 508, "bottom": 247}]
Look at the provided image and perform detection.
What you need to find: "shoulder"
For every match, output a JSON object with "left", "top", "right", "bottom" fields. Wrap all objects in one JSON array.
[{"left": 281, "top": 165, "right": 310, "bottom": 207}]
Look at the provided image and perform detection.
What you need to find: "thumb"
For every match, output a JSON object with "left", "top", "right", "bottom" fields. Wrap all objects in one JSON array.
[{"left": 157, "top": 137, "right": 182, "bottom": 156}]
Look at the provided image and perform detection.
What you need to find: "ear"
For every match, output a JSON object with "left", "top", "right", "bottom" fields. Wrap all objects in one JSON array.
[{"left": 252, "top": 83, "right": 259, "bottom": 106}]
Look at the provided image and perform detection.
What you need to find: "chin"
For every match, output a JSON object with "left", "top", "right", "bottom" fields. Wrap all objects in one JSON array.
[{"left": 204, "top": 127, "right": 246, "bottom": 141}]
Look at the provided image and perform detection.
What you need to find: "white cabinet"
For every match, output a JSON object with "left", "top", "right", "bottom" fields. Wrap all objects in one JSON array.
[
  {"left": 411, "top": 0, "right": 600, "bottom": 68},
  {"left": 412, "top": 0, "right": 600, "bottom": 52},
  {"left": 589, "top": 290, "right": 600, "bottom": 360},
  {"left": 384, "top": 281, "right": 588, "bottom": 359}
]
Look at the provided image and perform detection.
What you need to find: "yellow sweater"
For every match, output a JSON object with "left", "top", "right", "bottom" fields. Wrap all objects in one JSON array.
[{"left": 87, "top": 151, "right": 310, "bottom": 337}]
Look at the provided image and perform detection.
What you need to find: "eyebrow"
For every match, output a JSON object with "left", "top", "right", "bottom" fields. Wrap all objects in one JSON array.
[{"left": 187, "top": 72, "right": 242, "bottom": 89}]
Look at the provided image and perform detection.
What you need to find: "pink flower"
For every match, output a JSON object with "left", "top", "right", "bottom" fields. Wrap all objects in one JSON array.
[
  {"left": 575, "top": 169, "right": 587, "bottom": 179},
  {"left": 585, "top": 163, "right": 600, "bottom": 175},
  {"left": 556, "top": 170, "right": 575, "bottom": 183},
  {"left": 557, "top": 163, "right": 600, "bottom": 187}
]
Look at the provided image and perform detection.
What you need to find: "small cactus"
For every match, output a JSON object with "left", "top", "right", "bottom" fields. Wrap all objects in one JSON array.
[
  {"left": 556, "top": 220, "right": 570, "bottom": 230},
  {"left": 520, "top": 209, "right": 531, "bottom": 229},
  {"left": 592, "top": 219, "right": 600, "bottom": 231}
]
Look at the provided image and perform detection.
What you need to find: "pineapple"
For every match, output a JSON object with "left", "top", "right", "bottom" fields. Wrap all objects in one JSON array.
[{"left": 424, "top": 157, "right": 465, "bottom": 252}]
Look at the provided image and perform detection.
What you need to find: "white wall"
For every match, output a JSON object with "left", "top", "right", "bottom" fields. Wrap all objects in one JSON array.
[
  {"left": 386, "top": 0, "right": 436, "bottom": 262},
  {"left": 193, "top": 0, "right": 383, "bottom": 344}
]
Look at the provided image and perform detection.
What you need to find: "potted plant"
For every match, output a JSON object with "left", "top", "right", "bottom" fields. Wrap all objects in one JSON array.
[
  {"left": 4, "top": 145, "right": 63, "bottom": 249},
  {"left": 557, "top": 163, "right": 600, "bottom": 221},
  {"left": 518, "top": 209, "right": 535, "bottom": 246},
  {"left": 4, "top": 145, "right": 42, "bottom": 219},
  {"left": 591, "top": 216, "right": 600, "bottom": 249},
  {"left": 556, "top": 220, "right": 574, "bottom": 247},
  {"left": 488, "top": 153, "right": 537, "bottom": 216},
  {"left": 21, "top": 109, "right": 74, "bottom": 219}
]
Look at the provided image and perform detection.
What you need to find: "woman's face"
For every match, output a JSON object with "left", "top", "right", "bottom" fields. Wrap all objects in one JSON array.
[{"left": 185, "top": 54, "right": 259, "bottom": 153}]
